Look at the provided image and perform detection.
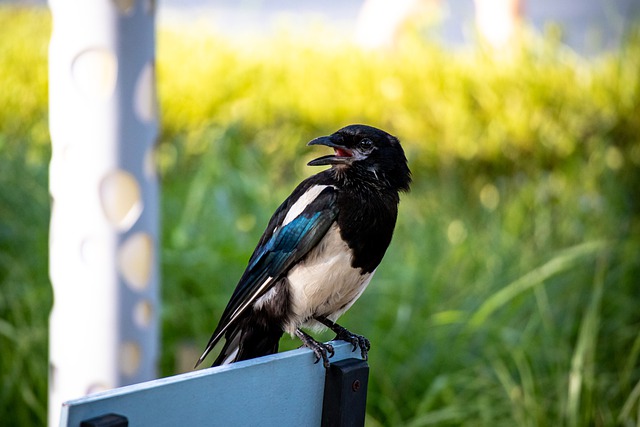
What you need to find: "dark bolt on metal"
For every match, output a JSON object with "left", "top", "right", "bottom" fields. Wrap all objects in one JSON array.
[{"left": 352, "top": 380, "right": 361, "bottom": 392}]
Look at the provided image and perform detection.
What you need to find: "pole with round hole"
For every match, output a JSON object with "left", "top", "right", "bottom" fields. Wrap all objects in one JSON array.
[{"left": 47, "top": 1, "right": 159, "bottom": 425}]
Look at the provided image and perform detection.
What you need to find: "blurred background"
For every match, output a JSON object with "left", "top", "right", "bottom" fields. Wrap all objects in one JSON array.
[{"left": 1, "top": 0, "right": 639, "bottom": 425}]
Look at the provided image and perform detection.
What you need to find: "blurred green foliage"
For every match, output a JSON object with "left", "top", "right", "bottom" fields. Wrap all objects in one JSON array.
[
  {"left": 0, "top": 7, "right": 51, "bottom": 427},
  {"left": 1, "top": 6, "right": 639, "bottom": 426}
]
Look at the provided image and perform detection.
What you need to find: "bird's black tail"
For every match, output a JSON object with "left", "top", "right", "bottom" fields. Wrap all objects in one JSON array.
[{"left": 210, "top": 316, "right": 284, "bottom": 367}]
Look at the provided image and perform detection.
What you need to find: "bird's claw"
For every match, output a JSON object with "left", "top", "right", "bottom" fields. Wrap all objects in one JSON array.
[
  {"left": 314, "top": 316, "right": 371, "bottom": 361},
  {"left": 334, "top": 328, "right": 370, "bottom": 360},
  {"left": 310, "top": 342, "right": 334, "bottom": 369},
  {"left": 295, "top": 328, "right": 335, "bottom": 369}
]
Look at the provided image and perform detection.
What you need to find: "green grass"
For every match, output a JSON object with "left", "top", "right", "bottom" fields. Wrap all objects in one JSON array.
[{"left": 1, "top": 6, "right": 640, "bottom": 426}]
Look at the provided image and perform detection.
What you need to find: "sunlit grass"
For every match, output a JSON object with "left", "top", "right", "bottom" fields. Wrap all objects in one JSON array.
[{"left": 1, "top": 6, "right": 640, "bottom": 426}]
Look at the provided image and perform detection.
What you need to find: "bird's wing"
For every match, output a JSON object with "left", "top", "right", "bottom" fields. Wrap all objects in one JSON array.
[{"left": 196, "top": 184, "right": 338, "bottom": 366}]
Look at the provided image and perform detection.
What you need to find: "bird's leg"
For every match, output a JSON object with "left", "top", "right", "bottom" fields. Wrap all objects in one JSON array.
[
  {"left": 295, "top": 328, "right": 335, "bottom": 369},
  {"left": 315, "top": 316, "right": 371, "bottom": 360}
]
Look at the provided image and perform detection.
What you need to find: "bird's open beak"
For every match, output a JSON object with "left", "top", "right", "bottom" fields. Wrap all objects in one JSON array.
[{"left": 307, "top": 136, "right": 353, "bottom": 166}]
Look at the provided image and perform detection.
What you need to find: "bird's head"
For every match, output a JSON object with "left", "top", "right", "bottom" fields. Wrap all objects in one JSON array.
[{"left": 307, "top": 124, "right": 411, "bottom": 192}]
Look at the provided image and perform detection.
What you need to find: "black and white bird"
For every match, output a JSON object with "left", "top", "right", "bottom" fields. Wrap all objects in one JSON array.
[{"left": 196, "top": 124, "right": 411, "bottom": 369}]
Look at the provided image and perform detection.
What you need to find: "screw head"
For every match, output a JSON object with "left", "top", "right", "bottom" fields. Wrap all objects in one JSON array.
[{"left": 352, "top": 379, "right": 361, "bottom": 392}]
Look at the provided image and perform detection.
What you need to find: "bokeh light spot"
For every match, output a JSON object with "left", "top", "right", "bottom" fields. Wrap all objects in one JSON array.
[
  {"left": 134, "top": 62, "right": 157, "bottom": 123},
  {"left": 133, "top": 299, "right": 153, "bottom": 328},
  {"left": 447, "top": 220, "right": 468, "bottom": 245},
  {"left": 479, "top": 183, "right": 500, "bottom": 210},
  {"left": 118, "top": 232, "right": 154, "bottom": 291},
  {"left": 605, "top": 146, "right": 623, "bottom": 170},
  {"left": 120, "top": 341, "right": 141, "bottom": 377},
  {"left": 72, "top": 48, "right": 117, "bottom": 100},
  {"left": 100, "top": 170, "right": 143, "bottom": 231}
]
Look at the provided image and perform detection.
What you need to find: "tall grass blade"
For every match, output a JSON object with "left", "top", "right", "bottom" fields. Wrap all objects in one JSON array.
[
  {"left": 566, "top": 251, "right": 608, "bottom": 427},
  {"left": 468, "top": 241, "right": 607, "bottom": 329}
]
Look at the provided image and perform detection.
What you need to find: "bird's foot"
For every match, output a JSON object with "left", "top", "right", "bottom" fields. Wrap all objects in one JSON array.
[
  {"left": 295, "top": 328, "right": 334, "bottom": 369},
  {"left": 335, "top": 327, "right": 370, "bottom": 360},
  {"left": 315, "top": 316, "right": 371, "bottom": 360}
]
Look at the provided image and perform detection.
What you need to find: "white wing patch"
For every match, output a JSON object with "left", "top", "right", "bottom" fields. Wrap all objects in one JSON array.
[{"left": 281, "top": 185, "right": 333, "bottom": 227}]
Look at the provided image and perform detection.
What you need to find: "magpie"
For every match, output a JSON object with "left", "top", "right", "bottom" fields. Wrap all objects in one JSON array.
[{"left": 195, "top": 124, "right": 411, "bottom": 369}]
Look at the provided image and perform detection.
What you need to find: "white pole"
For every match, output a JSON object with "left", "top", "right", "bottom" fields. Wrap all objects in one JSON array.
[{"left": 47, "top": 1, "right": 159, "bottom": 426}]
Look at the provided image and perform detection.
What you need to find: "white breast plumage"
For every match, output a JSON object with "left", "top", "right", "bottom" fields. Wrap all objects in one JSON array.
[{"left": 283, "top": 223, "right": 375, "bottom": 335}]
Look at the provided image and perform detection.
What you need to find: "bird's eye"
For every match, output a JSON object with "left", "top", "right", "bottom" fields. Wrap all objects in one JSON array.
[{"left": 359, "top": 138, "right": 373, "bottom": 151}]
